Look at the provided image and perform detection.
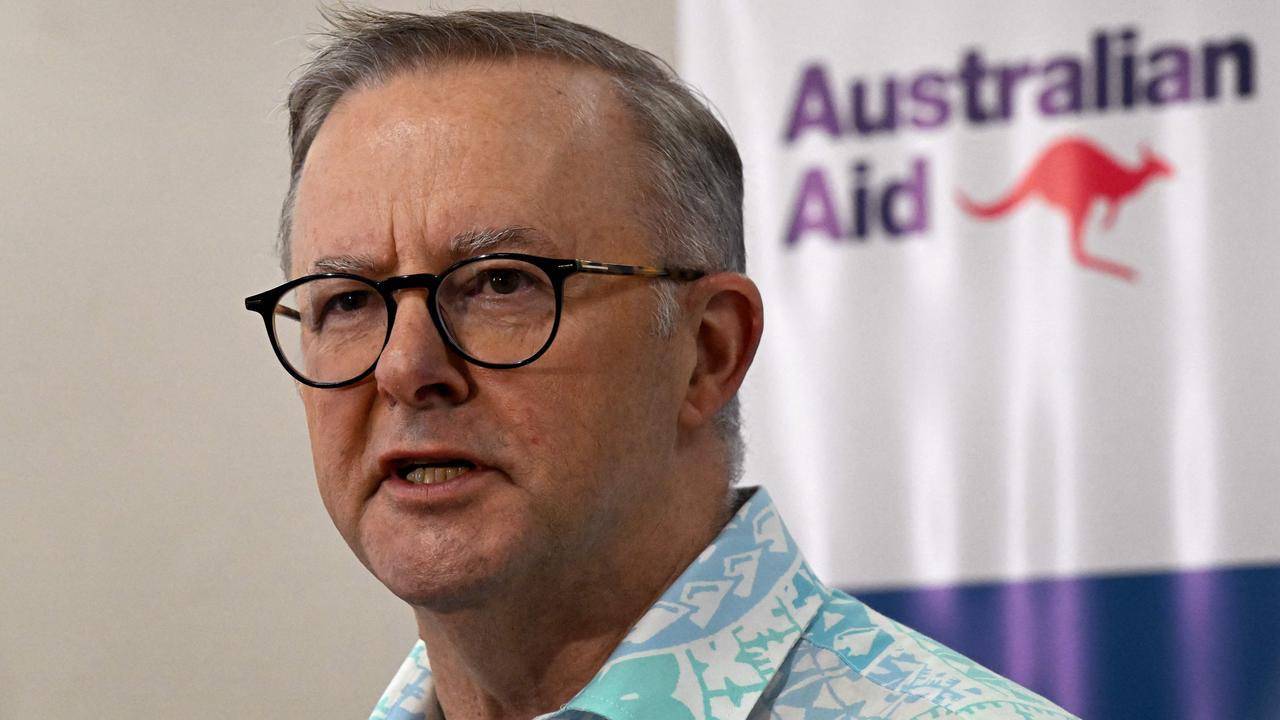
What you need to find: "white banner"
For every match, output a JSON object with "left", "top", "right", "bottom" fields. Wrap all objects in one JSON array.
[{"left": 679, "top": 1, "right": 1280, "bottom": 590}]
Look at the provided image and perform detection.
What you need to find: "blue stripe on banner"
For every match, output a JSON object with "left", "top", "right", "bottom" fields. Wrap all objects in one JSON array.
[{"left": 850, "top": 563, "right": 1280, "bottom": 720}]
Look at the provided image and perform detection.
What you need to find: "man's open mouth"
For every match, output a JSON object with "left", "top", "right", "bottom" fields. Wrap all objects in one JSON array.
[{"left": 397, "top": 460, "right": 477, "bottom": 485}]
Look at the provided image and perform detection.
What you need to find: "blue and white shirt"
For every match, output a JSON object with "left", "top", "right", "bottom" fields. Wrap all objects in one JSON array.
[{"left": 371, "top": 487, "right": 1077, "bottom": 719}]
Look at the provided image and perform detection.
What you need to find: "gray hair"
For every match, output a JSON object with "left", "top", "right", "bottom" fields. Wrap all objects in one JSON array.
[{"left": 279, "top": 7, "right": 745, "bottom": 483}]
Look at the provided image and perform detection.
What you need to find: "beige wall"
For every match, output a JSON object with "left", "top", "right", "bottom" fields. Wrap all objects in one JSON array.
[{"left": 0, "top": 2, "right": 673, "bottom": 716}]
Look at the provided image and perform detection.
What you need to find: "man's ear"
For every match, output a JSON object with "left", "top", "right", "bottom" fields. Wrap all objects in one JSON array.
[{"left": 679, "top": 273, "right": 764, "bottom": 429}]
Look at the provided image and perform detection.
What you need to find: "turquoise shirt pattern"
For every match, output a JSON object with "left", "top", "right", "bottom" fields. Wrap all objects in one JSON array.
[{"left": 370, "top": 487, "right": 1077, "bottom": 719}]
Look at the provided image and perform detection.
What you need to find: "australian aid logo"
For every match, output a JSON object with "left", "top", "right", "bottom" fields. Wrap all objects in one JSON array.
[
  {"left": 957, "top": 137, "right": 1171, "bottom": 281},
  {"left": 782, "top": 26, "right": 1256, "bottom": 280}
]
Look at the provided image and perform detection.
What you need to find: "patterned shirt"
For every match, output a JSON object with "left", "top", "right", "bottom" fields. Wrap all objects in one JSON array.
[{"left": 371, "top": 487, "right": 1077, "bottom": 719}]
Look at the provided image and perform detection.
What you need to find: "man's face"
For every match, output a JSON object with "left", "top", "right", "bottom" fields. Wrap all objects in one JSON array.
[{"left": 290, "top": 60, "right": 694, "bottom": 608}]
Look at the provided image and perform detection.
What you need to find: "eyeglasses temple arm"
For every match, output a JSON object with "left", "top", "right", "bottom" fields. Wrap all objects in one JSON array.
[{"left": 576, "top": 260, "right": 705, "bottom": 282}]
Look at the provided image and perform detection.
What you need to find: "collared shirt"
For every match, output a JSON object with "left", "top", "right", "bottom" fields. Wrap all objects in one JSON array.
[{"left": 370, "top": 487, "right": 1077, "bottom": 719}]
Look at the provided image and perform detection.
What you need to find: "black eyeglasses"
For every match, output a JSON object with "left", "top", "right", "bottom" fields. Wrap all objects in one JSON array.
[{"left": 244, "top": 252, "right": 705, "bottom": 388}]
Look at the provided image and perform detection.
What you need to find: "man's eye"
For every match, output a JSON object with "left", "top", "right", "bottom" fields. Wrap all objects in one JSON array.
[
  {"left": 313, "top": 290, "right": 375, "bottom": 329},
  {"left": 482, "top": 269, "right": 532, "bottom": 295},
  {"left": 330, "top": 292, "right": 371, "bottom": 312}
]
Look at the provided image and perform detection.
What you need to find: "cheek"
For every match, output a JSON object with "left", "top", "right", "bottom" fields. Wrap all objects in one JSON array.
[
  {"left": 504, "top": 356, "right": 670, "bottom": 469},
  {"left": 498, "top": 385, "right": 567, "bottom": 454},
  {"left": 301, "top": 387, "right": 372, "bottom": 515},
  {"left": 481, "top": 374, "right": 599, "bottom": 483}
]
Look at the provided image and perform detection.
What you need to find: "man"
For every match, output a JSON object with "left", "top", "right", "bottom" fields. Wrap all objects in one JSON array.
[{"left": 245, "top": 8, "right": 1076, "bottom": 719}]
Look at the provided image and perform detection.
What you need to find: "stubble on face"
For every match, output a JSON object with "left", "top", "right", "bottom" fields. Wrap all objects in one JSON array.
[{"left": 289, "top": 59, "right": 695, "bottom": 613}]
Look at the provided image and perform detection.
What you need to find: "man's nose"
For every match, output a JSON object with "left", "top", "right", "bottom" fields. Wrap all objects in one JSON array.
[{"left": 374, "top": 293, "right": 471, "bottom": 407}]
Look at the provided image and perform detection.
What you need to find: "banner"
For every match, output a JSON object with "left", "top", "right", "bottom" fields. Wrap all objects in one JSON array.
[{"left": 678, "top": 3, "right": 1280, "bottom": 717}]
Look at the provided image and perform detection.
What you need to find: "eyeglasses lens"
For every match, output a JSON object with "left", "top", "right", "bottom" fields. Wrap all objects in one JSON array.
[
  {"left": 273, "top": 277, "right": 388, "bottom": 385},
  {"left": 436, "top": 258, "right": 557, "bottom": 365}
]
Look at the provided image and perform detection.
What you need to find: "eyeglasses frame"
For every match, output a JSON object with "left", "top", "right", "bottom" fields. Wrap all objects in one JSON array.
[{"left": 244, "top": 252, "right": 706, "bottom": 388}]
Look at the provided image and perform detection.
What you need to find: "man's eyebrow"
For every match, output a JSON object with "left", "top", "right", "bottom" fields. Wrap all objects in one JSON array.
[
  {"left": 307, "top": 228, "right": 553, "bottom": 275},
  {"left": 310, "top": 254, "right": 381, "bottom": 274},
  {"left": 450, "top": 226, "right": 556, "bottom": 256}
]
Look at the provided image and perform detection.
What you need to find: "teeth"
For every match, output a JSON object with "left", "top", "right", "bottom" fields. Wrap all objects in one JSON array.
[{"left": 405, "top": 465, "right": 470, "bottom": 484}]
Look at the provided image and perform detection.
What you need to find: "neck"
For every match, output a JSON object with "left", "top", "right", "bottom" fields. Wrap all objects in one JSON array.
[
  {"left": 415, "top": 448, "right": 732, "bottom": 720},
  {"left": 417, "top": 599, "right": 628, "bottom": 719}
]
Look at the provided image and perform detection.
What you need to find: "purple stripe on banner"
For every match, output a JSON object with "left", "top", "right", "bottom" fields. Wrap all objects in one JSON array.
[
  {"left": 1177, "top": 570, "right": 1221, "bottom": 720},
  {"left": 850, "top": 562, "right": 1280, "bottom": 719},
  {"left": 1051, "top": 579, "right": 1085, "bottom": 712},
  {"left": 1003, "top": 583, "right": 1035, "bottom": 692}
]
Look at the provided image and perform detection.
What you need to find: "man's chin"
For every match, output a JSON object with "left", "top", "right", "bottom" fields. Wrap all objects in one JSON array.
[
  {"left": 359, "top": 531, "right": 515, "bottom": 612},
  {"left": 379, "top": 567, "right": 504, "bottom": 613},
  {"left": 352, "top": 496, "right": 555, "bottom": 612}
]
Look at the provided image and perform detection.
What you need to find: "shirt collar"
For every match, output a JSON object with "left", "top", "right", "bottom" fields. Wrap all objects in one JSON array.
[{"left": 560, "top": 486, "right": 822, "bottom": 720}]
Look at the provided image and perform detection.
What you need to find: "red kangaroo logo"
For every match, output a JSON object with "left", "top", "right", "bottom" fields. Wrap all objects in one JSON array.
[{"left": 956, "top": 137, "right": 1173, "bottom": 282}]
